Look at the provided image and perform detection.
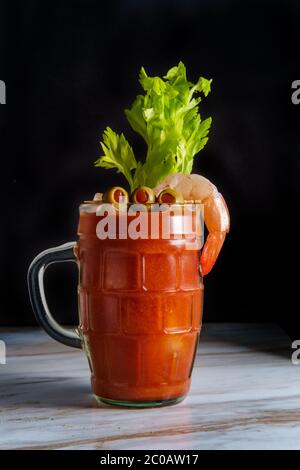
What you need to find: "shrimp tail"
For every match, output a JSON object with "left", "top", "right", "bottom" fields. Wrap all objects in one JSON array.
[{"left": 200, "top": 231, "right": 227, "bottom": 276}]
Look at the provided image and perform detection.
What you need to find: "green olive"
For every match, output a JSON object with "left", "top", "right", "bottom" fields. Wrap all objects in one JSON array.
[
  {"left": 103, "top": 186, "right": 129, "bottom": 204},
  {"left": 131, "top": 186, "right": 156, "bottom": 204},
  {"left": 157, "top": 188, "right": 184, "bottom": 204}
]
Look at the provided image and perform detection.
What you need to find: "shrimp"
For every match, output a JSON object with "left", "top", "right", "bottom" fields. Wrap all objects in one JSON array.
[{"left": 154, "top": 173, "right": 230, "bottom": 275}]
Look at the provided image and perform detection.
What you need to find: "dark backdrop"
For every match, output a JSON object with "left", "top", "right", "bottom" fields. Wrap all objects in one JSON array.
[{"left": 0, "top": 0, "right": 299, "bottom": 333}]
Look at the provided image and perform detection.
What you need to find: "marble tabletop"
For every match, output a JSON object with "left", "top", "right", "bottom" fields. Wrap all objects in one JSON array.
[{"left": 0, "top": 323, "right": 299, "bottom": 450}]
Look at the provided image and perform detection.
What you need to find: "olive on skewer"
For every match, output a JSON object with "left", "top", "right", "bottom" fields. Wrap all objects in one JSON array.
[
  {"left": 103, "top": 186, "right": 129, "bottom": 204},
  {"left": 131, "top": 186, "right": 156, "bottom": 204},
  {"left": 157, "top": 188, "right": 184, "bottom": 204}
]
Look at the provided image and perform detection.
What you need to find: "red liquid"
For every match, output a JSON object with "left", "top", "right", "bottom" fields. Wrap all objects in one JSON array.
[{"left": 77, "top": 208, "right": 203, "bottom": 403}]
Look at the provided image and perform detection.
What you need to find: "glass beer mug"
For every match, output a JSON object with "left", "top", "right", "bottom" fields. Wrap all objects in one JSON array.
[{"left": 28, "top": 201, "right": 210, "bottom": 407}]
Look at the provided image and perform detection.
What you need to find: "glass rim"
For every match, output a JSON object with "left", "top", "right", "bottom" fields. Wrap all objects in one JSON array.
[
  {"left": 80, "top": 201, "right": 203, "bottom": 208},
  {"left": 79, "top": 201, "right": 204, "bottom": 214}
]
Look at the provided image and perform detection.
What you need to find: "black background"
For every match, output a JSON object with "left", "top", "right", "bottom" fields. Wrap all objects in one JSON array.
[{"left": 0, "top": 0, "right": 299, "bottom": 333}]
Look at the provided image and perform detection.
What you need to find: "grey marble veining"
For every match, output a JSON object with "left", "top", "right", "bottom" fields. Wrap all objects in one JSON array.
[{"left": 0, "top": 323, "right": 299, "bottom": 450}]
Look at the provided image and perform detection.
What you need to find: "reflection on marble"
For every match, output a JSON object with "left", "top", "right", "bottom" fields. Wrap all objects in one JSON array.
[{"left": 0, "top": 324, "right": 299, "bottom": 450}]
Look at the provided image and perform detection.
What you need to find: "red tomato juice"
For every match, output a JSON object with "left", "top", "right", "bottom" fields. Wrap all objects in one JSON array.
[{"left": 77, "top": 206, "right": 203, "bottom": 405}]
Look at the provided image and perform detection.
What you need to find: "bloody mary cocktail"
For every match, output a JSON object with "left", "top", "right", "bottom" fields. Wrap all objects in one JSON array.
[
  {"left": 77, "top": 203, "right": 203, "bottom": 406},
  {"left": 28, "top": 63, "right": 230, "bottom": 409}
]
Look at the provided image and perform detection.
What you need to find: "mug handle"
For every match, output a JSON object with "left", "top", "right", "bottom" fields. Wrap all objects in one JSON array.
[{"left": 27, "top": 242, "right": 81, "bottom": 349}]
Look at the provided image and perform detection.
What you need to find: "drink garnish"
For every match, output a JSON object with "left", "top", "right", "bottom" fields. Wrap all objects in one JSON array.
[
  {"left": 102, "top": 186, "right": 129, "bottom": 204},
  {"left": 95, "top": 62, "right": 212, "bottom": 191}
]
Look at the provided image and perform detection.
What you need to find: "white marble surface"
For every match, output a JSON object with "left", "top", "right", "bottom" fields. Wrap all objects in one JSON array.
[{"left": 0, "top": 323, "right": 299, "bottom": 450}]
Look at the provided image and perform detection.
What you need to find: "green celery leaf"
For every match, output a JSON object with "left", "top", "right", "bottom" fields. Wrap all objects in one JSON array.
[
  {"left": 95, "top": 127, "right": 137, "bottom": 191},
  {"left": 96, "top": 62, "right": 213, "bottom": 190}
]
